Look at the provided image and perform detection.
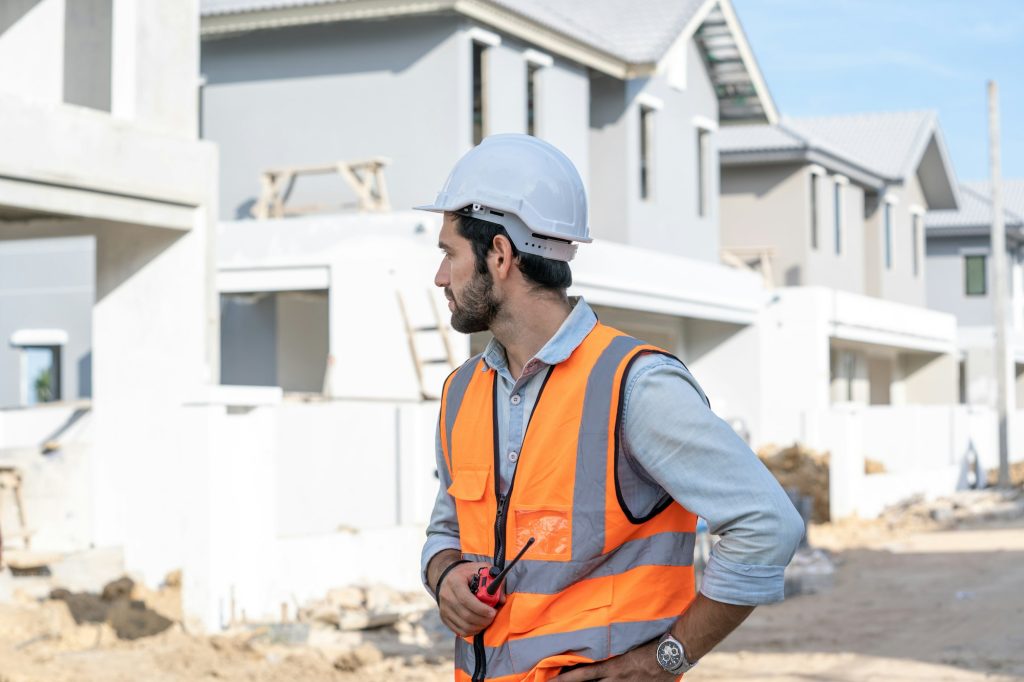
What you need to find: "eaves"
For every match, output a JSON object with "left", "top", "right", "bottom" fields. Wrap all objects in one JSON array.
[
  {"left": 200, "top": 0, "right": 656, "bottom": 79},
  {"left": 720, "top": 147, "right": 888, "bottom": 193}
]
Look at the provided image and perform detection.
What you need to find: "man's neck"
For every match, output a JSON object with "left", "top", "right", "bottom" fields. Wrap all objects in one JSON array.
[{"left": 490, "top": 296, "right": 573, "bottom": 379}]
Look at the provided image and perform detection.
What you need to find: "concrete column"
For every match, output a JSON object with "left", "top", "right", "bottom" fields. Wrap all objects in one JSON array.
[{"left": 111, "top": 0, "right": 198, "bottom": 136}]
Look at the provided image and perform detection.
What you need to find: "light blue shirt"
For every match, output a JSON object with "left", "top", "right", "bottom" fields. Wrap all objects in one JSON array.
[{"left": 422, "top": 298, "right": 804, "bottom": 605}]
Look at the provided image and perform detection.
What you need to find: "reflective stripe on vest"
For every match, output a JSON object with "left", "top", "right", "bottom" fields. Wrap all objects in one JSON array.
[{"left": 439, "top": 323, "right": 697, "bottom": 680}]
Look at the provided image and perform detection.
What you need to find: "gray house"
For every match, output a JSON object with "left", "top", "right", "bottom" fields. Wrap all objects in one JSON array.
[
  {"left": 200, "top": 0, "right": 776, "bottom": 262},
  {"left": 201, "top": 0, "right": 789, "bottom": 440},
  {"left": 926, "top": 180, "right": 1024, "bottom": 406},
  {"left": 716, "top": 112, "right": 963, "bottom": 415}
]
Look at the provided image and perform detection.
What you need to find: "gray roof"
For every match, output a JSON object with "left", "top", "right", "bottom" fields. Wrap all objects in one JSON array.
[
  {"left": 489, "top": 0, "right": 707, "bottom": 64},
  {"left": 926, "top": 180, "right": 1024, "bottom": 231},
  {"left": 201, "top": 0, "right": 707, "bottom": 64},
  {"left": 720, "top": 110, "right": 960, "bottom": 209},
  {"left": 721, "top": 111, "right": 939, "bottom": 181},
  {"left": 201, "top": 0, "right": 777, "bottom": 123},
  {"left": 785, "top": 111, "right": 939, "bottom": 181}
]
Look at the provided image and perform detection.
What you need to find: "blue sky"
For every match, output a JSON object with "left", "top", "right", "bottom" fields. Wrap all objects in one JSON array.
[{"left": 732, "top": 0, "right": 1024, "bottom": 182}]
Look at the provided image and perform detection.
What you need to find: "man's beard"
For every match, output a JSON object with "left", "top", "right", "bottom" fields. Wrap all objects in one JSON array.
[{"left": 447, "top": 270, "right": 501, "bottom": 334}]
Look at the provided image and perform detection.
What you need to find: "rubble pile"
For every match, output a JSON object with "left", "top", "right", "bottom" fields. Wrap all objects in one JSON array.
[
  {"left": 295, "top": 584, "right": 450, "bottom": 674},
  {"left": 881, "top": 488, "right": 1024, "bottom": 530},
  {"left": 758, "top": 444, "right": 831, "bottom": 522},
  {"left": 986, "top": 460, "right": 1024, "bottom": 488}
]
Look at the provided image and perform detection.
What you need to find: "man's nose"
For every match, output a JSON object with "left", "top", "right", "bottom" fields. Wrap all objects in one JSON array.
[{"left": 434, "top": 259, "right": 449, "bottom": 288}]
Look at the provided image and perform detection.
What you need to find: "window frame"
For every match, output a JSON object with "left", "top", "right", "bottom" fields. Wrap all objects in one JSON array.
[
  {"left": 639, "top": 104, "right": 655, "bottom": 201},
  {"left": 964, "top": 253, "right": 987, "bottom": 296},
  {"left": 833, "top": 175, "right": 848, "bottom": 255},
  {"left": 471, "top": 41, "right": 489, "bottom": 145}
]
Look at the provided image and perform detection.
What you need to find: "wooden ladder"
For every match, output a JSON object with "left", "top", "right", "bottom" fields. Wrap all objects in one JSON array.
[
  {"left": 0, "top": 466, "right": 32, "bottom": 566},
  {"left": 397, "top": 290, "right": 457, "bottom": 400}
]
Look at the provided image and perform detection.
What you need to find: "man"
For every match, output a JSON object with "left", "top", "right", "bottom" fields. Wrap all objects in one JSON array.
[{"left": 416, "top": 134, "right": 804, "bottom": 681}]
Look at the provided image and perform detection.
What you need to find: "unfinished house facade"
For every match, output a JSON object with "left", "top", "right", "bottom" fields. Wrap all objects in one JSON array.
[
  {"left": 718, "top": 112, "right": 992, "bottom": 517},
  {"left": 0, "top": 0, "right": 230, "bottom": 627},
  {"left": 199, "top": 0, "right": 783, "bottom": 615},
  {"left": 926, "top": 180, "right": 1024, "bottom": 435}
]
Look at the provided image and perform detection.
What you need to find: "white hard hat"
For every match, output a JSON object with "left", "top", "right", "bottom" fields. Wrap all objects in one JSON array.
[{"left": 415, "top": 134, "right": 591, "bottom": 262}]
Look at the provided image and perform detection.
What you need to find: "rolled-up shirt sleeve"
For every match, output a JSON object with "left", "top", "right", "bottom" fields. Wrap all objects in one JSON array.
[
  {"left": 421, "top": 422, "right": 462, "bottom": 593},
  {"left": 621, "top": 356, "right": 805, "bottom": 605}
]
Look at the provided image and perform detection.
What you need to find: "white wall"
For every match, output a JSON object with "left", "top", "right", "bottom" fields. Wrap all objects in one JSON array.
[{"left": 0, "top": 0, "right": 65, "bottom": 103}]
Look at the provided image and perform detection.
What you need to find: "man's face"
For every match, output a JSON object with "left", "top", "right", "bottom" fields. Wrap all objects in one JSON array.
[{"left": 435, "top": 213, "right": 501, "bottom": 334}]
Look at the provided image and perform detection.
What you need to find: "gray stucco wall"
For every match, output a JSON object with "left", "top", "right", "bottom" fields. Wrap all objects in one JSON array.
[
  {"left": 0, "top": 237, "right": 94, "bottom": 408},
  {"left": 869, "top": 173, "right": 929, "bottom": 306},
  {"left": 720, "top": 163, "right": 866, "bottom": 294},
  {"left": 201, "top": 15, "right": 591, "bottom": 220},
  {"left": 806, "top": 174, "right": 866, "bottom": 294},
  {"left": 589, "top": 39, "right": 720, "bottom": 262},
  {"left": 720, "top": 163, "right": 807, "bottom": 286},
  {"left": 925, "top": 235, "right": 1019, "bottom": 327}
]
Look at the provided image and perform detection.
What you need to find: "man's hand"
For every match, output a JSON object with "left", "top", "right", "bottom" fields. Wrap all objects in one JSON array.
[
  {"left": 436, "top": 561, "right": 503, "bottom": 637},
  {"left": 551, "top": 640, "right": 675, "bottom": 681}
]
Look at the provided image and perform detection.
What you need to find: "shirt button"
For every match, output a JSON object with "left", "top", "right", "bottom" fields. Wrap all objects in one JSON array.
[
  {"left": 510, "top": 394, "right": 522, "bottom": 405},
  {"left": 508, "top": 451, "right": 519, "bottom": 463}
]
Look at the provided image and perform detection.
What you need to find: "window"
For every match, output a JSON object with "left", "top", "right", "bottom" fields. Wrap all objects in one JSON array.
[
  {"left": 697, "top": 127, "right": 711, "bottom": 217},
  {"left": 965, "top": 254, "right": 987, "bottom": 296},
  {"left": 526, "top": 62, "right": 540, "bottom": 136},
  {"left": 810, "top": 173, "right": 819, "bottom": 249},
  {"left": 833, "top": 179, "right": 843, "bottom": 254},
  {"left": 912, "top": 213, "right": 922, "bottom": 277},
  {"left": 20, "top": 346, "right": 61, "bottom": 406},
  {"left": 639, "top": 105, "right": 654, "bottom": 200},
  {"left": 884, "top": 202, "right": 893, "bottom": 269},
  {"left": 472, "top": 42, "right": 488, "bottom": 144}
]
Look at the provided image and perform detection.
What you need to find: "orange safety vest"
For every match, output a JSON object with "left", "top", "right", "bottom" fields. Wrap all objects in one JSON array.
[{"left": 439, "top": 322, "right": 698, "bottom": 682}]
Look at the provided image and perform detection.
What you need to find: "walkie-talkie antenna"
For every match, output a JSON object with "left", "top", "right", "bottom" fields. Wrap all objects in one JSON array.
[{"left": 486, "top": 537, "right": 535, "bottom": 595}]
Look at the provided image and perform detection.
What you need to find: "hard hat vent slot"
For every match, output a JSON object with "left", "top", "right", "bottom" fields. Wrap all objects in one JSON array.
[{"left": 488, "top": 209, "right": 505, "bottom": 217}]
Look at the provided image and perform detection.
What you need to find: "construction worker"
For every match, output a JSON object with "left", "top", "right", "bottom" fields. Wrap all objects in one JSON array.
[{"left": 416, "top": 134, "right": 804, "bottom": 681}]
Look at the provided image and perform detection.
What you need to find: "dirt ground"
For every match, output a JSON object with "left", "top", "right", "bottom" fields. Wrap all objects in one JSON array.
[{"left": 2, "top": 499, "right": 1023, "bottom": 681}]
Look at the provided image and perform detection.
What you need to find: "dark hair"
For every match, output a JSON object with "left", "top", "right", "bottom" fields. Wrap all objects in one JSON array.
[{"left": 455, "top": 213, "right": 573, "bottom": 292}]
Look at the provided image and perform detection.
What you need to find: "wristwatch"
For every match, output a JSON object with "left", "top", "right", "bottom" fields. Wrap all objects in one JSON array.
[{"left": 656, "top": 632, "right": 696, "bottom": 675}]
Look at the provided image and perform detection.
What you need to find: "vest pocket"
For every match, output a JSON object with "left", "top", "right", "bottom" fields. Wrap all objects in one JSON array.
[
  {"left": 447, "top": 468, "right": 489, "bottom": 501},
  {"left": 513, "top": 505, "right": 572, "bottom": 561}
]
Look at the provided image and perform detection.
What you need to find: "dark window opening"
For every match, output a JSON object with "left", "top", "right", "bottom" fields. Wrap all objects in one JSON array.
[
  {"left": 472, "top": 42, "right": 488, "bottom": 145},
  {"left": 965, "top": 254, "right": 987, "bottom": 296},
  {"left": 810, "top": 173, "right": 819, "bottom": 249},
  {"left": 697, "top": 128, "right": 710, "bottom": 217},
  {"left": 526, "top": 62, "right": 540, "bottom": 136},
  {"left": 639, "top": 106, "right": 654, "bottom": 200}
]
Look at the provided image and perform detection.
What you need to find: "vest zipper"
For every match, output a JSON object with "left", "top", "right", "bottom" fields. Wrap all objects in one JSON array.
[{"left": 474, "top": 367, "right": 554, "bottom": 681}]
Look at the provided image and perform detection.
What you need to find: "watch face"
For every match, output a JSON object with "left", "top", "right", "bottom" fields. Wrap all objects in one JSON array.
[{"left": 657, "top": 640, "right": 684, "bottom": 670}]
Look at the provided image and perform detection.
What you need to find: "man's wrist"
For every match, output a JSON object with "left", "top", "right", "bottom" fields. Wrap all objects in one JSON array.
[{"left": 425, "top": 549, "right": 463, "bottom": 594}]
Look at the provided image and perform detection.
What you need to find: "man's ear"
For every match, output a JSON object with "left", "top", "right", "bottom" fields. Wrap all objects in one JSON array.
[{"left": 490, "top": 234, "right": 517, "bottom": 280}]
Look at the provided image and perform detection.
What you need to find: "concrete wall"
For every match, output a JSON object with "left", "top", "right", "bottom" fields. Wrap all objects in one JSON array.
[
  {"left": 588, "top": 39, "right": 719, "bottom": 261},
  {"left": 220, "top": 291, "right": 328, "bottom": 392},
  {"left": 201, "top": 16, "right": 591, "bottom": 221},
  {"left": 869, "top": 174, "right": 929, "bottom": 306},
  {"left": 720, "top": 164, "right": 866, "bottom": 293},
  {"left": 926, "top": 235, "right": 1020, "bottom": 328},
  {"left": 685, "top": 318, "right": 762, "bottom": 443},
  {"left": 0, "top": 0, "right": 65, "bottom": 103},
  {"left": 720, "top": 163, "right": 807, "bottom": 286},
  {"left": 201, "top": 16, "right": 467, "bottom": 219},
  {"left": 902, "top": 352, "right": 958, "bottom": 405},
  {"left": 0, "top": 237, "right": 94, "bottom": 407}
]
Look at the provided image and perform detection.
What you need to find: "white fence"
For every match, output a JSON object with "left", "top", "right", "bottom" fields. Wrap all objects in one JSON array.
[
  {"left": 0, "top": 395, "right": 442, "bottom": 632},
  {"left": 805, "top": 405, "right": 1013, "bottom": 519}
]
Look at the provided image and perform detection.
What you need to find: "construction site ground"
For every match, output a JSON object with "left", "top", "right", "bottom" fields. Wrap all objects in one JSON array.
[{"left": 1, "top": 490, "right": 1022, "bottom": 682}]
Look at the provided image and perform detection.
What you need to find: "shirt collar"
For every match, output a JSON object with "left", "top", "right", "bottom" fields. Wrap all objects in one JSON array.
[{"left": 481, "top": 297, "right": 598, "bottom": 374}]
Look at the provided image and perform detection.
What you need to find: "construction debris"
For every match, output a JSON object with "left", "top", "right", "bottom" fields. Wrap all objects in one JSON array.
[
  {"left": 49, "top": 576, "right": 174, "bottom": 640},
  {"left": 986, "top": 460, "right": 1024, "bottom": 488},
  {"left": 758, "top": 444, "right": 831, "bottom": 522}
]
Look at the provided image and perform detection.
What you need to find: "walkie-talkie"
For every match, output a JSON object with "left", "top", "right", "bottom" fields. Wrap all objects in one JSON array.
[{"left": 468, "top": 537, "right": 536, "bottom": 607}]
